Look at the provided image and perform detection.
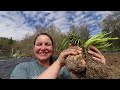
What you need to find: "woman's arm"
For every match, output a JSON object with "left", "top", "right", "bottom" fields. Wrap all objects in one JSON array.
[
  {"left": 36, "top": 46, "right": 82, "bottom": 79},
  {"left": 36, "top": 60, "right": 61, "bottom": 79}
]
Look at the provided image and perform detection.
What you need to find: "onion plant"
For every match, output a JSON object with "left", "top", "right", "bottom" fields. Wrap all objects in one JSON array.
[{"left": 65, "top": 32, "right": 119, "bottom": 55}]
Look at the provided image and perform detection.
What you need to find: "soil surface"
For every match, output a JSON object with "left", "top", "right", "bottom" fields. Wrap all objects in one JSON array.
[
  {"left": 65, "top": 52, "right": 120, "bottom": 79},
  {"left": 0, "top": 57, "right": 34, "bottom": 79}
]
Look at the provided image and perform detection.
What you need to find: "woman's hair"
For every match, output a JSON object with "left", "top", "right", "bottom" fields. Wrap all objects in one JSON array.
[
  {"left": 33, "top": 33, "right": 54, "bottom": 46},
  {"left": 33, "top": 33, "right": 54, "bottom": 65}
]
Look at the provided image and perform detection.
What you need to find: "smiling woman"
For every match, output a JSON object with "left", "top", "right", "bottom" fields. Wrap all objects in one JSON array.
[
  {"left": 33, "top": 33, "right": 54, "bottom": 66},
  {"left": 10, "top": 33, "right": 72, "bottom": 79}
]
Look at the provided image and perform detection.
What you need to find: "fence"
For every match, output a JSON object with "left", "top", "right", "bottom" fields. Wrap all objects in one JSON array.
[{"left": 0, "top": 49, "right": 34, "bottom": 58}]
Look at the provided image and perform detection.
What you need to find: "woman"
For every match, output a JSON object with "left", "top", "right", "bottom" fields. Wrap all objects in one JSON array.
[{"left": 10, "top": 33, "right": 106, "bottom": 79}]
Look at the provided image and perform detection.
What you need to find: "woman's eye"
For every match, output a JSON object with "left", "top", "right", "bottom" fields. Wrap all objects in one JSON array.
[
  {"left": 36, "top": 43, "right": 42, "bottom": 46},
  {"left": 45, "top": 43, "right": 51, "bottom": 46},
  {"left": 35, "top": 43, "right": 51, "bottom": 46}
]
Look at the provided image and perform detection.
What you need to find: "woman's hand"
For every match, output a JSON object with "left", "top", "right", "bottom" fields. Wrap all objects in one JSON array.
[
  {"left": 88, "top": 45, "right": 106, "bottom": 64},
  {"left": 57, "top": 46, "right": 83, "bottom": 67}
]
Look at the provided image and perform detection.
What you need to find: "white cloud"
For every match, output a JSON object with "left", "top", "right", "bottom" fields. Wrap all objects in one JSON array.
[
  {"left": 54, "top": 11, "right": 68, "bottom": 19},
  {"left": 95, "top": 11, "right": 111, "bottom": 21},
  {"left": 73, "top": 14, "right": 86, "bottom": 22},
  {"left": 0, "top": 11, "right": 111, "bottom": 41},
  {"left": 75, "top": 11, "right": 83, "bottom": 16},
  {"left": 45, "top": 13, "right": 55, "bottom": 20},
  {"left": 87, "top": 19, "right": 96, "bottom": 25},
  {"left": 0, "top": 11, "right": 35, "bottom": 41}
]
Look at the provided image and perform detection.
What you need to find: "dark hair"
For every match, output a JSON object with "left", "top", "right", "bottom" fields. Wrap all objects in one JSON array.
[
  {"left": 33, "top": 33, "right": 54, "bottom": 65},
  {"left": 33, "top": 33, "right": 54, "bottom": 46}
]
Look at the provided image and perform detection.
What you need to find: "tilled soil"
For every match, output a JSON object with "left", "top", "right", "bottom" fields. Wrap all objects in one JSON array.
[
  {"left": 0, "top": 57, "right": 35, "bottom": 79},
  {"left": 65, "top": 52, "right": 120, "bottom": 79}
]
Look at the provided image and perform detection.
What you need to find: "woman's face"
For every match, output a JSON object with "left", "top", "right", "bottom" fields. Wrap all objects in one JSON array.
[{"left": 33, "top": 35, "right": 53, "bottom": 61}]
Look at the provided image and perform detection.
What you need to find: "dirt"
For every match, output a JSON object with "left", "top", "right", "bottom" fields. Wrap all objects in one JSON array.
[
  {"left": 65, "top": 52, "right": 120, "bottom": 79},
  {"left": 65, "top": 54, "right": 86, "bottom": 73}
]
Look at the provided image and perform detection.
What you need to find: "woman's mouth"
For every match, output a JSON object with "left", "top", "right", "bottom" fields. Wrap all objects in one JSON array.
[
  {"left": 38, "top": 51, "right": 48, "bottom": 55},
  {"left": 39, "top": 53, "right": 47, "bottom": 56}
]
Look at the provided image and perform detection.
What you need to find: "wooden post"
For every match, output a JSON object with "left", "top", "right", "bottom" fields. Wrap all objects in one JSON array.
[{"left": 11, "top": 47, "right": 14, "bottom": 57}]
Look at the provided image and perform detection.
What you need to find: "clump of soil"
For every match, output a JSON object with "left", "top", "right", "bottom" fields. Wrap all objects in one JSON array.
[
  {"left": 65, "top": 54, "right": 120, "bottom": 79},
  {"left": 65, "top": 54, "right": 86, "bottom": 74}
]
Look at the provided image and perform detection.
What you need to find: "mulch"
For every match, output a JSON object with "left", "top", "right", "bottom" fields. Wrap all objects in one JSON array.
[{"left": 0, "top": 57, "right": 34, "bottom": 79}]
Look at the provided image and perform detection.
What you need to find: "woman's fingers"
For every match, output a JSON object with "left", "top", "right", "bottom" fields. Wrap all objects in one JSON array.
[
  {"left": 88, "top": 50, "right": 101, "bottom": 59},
  {"left": 88, "top": 46, "right": 106, "bottom": 64},
  {"left": 62, "top": 48, "right": 82, "bottom": 58},
  {"left": 58, "top": 46, "right": 83, "bottom": 65},
  {"left": 89, "top": 45, "right": 102, "bottom": 55},
  {"left": 92, "top": 56, "right": 106, "bottom": 64}
]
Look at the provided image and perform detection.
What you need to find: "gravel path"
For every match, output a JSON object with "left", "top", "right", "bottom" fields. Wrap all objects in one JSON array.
[{"left": 0, "top": 57, "right": 35, "bottom": 79}]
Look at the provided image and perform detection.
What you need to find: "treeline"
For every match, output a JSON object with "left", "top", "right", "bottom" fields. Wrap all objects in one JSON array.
[
  {"left": 100, "top": 11, "right": 120, "bottom": 51},
  {"left": 0, "top": 11, "right": 120, "bottom": 58},
  {"left": 0, "top": 37, "right": 16, "bottom": 57}
]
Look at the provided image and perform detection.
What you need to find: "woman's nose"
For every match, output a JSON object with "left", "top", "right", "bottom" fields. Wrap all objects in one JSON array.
[{"left": 40, "top": 45, "right": 46, "bottom": 50}]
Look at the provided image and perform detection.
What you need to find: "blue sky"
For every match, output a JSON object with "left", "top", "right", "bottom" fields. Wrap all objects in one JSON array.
[{"left": 0, "top": 11, "right": 111, "bottom": 41}]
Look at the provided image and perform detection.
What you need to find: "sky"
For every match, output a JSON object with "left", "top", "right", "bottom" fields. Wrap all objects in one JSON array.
[{"left": 0, "top": 11, "right": 111, "bottom": 41}]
